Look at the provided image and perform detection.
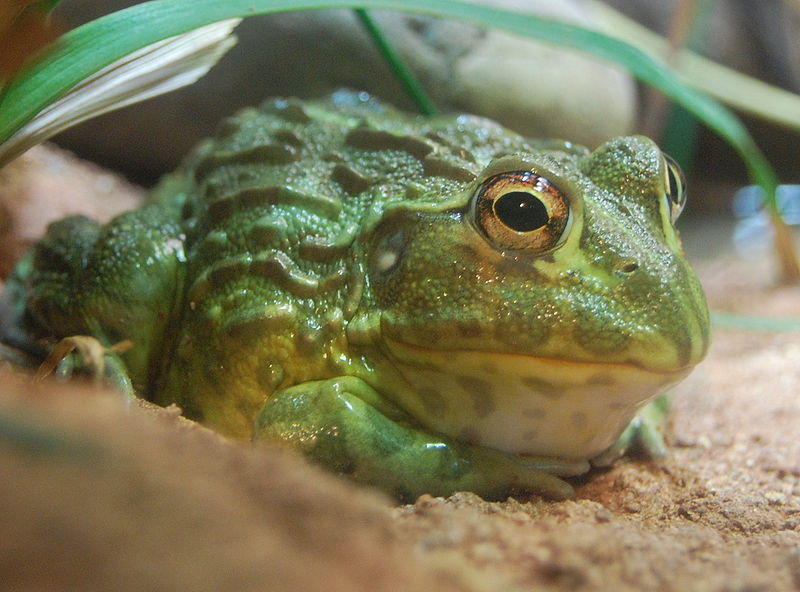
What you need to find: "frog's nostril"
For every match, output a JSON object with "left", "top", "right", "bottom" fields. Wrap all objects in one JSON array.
[{"left": 618, "top": 260, "right": 639, "bottom": 274}]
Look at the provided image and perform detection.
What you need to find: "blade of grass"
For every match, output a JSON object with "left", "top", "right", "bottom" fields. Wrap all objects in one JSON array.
[
  {"left": 0, "top": 19, "right": 239, "bottom": 165},
  {"left": 586, "top": 0, "right": 800, "bottom": 133},
  {"left": 0, "top": 0, "right": 791, "bottom": 276},
  {"left": 353, "top": 9, "right": 437, "bottom": 116}
]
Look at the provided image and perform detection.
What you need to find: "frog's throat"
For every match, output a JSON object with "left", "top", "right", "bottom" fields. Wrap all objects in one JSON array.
[{"left": 377, "top": 337, "right": 690, "bottom": 458}]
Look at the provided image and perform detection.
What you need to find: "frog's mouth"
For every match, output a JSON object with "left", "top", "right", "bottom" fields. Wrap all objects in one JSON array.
[{"left": 379, "top": 336, "right": 691, "bottom": 459}]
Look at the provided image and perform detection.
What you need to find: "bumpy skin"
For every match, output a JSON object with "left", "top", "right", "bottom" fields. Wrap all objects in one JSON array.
[{"left": 4, "top": 91, "right": 710, "bottom": 500}]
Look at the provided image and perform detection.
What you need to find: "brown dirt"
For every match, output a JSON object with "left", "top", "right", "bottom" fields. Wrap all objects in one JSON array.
[{"left": 1, "top": 150, "right": 799, "bottom": 592}]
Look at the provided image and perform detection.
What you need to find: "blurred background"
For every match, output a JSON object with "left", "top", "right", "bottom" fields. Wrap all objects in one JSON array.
[{"left": 46, "top": 0, "right": 799, "bottom": 204}]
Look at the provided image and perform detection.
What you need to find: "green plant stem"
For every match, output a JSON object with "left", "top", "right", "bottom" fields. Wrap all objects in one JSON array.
[{"left": 353, "top": 9, "right": 436, "bottom": 115}]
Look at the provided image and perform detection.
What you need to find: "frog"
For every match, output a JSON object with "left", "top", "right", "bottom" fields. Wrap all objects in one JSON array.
[{"left": 1, "top": 90, "right": 710, "bottom": 501}]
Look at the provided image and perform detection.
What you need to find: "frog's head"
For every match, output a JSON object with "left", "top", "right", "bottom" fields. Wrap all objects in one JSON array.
[{"left": 357, "top": 136, "right": 710, "bottom": 458}]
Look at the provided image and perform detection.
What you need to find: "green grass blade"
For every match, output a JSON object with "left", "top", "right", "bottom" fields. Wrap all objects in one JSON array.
[
  {"left": 0, "top": 0, "right": 779, "bottom": 200},
  {"left": 353, "top": 9, "right": 437, "bottom": 116},
  {"left": 587, "top": 0, "right": 800, "bottom": 134}
]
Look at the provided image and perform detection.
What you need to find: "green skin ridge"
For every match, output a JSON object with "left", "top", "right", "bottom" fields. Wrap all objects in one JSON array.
[{"left": 3, "top": 91, "right": 710, "bottom": 501}]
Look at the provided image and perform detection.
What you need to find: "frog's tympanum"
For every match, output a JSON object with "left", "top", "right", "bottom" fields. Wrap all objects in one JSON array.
[{"left": 3, "top": 91, "right": 710, "bottom": 500}]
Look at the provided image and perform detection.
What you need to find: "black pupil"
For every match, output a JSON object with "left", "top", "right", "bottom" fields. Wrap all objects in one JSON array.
[{"left": 493, "top": 191, "right": 549, "bottom": 232}]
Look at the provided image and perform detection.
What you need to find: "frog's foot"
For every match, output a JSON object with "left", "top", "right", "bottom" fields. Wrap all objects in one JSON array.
[
  {"left": 254, "top": 376, "right": 588, "bottom": 501},
  {"left": 592, "top": 395, "right": 669, "bottom": 467},
  {"left": 36, "top": 335, "right": 135, "bottom": 399}
]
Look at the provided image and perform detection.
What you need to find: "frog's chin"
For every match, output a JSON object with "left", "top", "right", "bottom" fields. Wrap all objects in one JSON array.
[{"left": 379, "top": 337, "right": 690, "bottom": 459}]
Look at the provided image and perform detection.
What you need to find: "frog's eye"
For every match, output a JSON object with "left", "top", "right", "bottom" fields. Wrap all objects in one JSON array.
[
  {"left": 663, "top": 154, "right": 686, "bottom": 223},
  {"left": 473, "top": 171, "right": 570, "bottom": 252}
]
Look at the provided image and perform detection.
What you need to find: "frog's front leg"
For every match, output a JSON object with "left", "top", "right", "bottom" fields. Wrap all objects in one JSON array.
[
  {"left": 592, "top": 395, "right": 669, "bottom": 467},
  {"left": 254, "top": 376, "right": 588, "bottom": 501}
]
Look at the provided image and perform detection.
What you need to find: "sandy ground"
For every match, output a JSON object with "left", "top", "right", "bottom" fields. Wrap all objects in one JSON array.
[{"left": 1, "top": 146, "right": 799, "bottom": 591}]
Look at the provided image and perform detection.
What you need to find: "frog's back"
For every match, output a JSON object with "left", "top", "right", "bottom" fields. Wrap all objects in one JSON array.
[{"left": 157, "top": 91, "right": 539, "bottom": 436}]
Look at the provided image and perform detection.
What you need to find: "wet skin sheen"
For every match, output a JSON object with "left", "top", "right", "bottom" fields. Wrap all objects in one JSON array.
[{"left": 5, "top": 91, "right": 710, "bottom": 500}]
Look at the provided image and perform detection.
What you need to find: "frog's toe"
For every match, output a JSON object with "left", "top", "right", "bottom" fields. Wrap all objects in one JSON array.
[
  {"left": 520, "top": 455, "right": 591, "bottom": 477},
  {"left": 504, "top": 456, "right": 590, "bottom": 500},
  {"left": 459, "top": 448, "right": 590, "bottom": 501},
  {"left": 592, "top": 395, "right": 669, "bottom": 467},
  {"left": 591, "top": 420, "right": 638, "bottom": 467},
  {"left": 511, "top": 469, "right": 575, "bottom": 500}
]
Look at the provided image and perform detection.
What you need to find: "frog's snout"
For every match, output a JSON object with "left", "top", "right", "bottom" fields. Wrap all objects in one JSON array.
[{"left": 620, "top": 262, "right": 710, "bottom": 372}]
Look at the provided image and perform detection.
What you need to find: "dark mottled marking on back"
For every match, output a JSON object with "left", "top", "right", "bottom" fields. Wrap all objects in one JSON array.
[
  {"left": 247, "top": 218, "right": 289, "bottom": 246},
  {"left": 423, "top": 132, "right": 477, "bottom": 163},
  {"left": 221, "top": 306, "right": 296, "bottom": 340},
  {"left": 452, "top": 148, "right": 477, "bottom": 163},
  {"left": 425, "top": 131, "right": 456, "bottom": 148},
  {"left": 194, "top": 144, "right": 299, "bottom": 180},
  {"left": 208, "top": 257, "right": 248, "bottom": 287},
  {"left": 262, "top": 98, "right": 311, "bottom": 123},
  {"left": 274, "top": 129, "right": 304, "bottom": 147},
  {"left": 214, "top": 115, "right": 246, "bottom": 138},
  {"left": 207, "top": 185, "right": 342, "bottom": 220},
  {"left": 298, "top": 228, "right": 358, "bottom": 262},
  {"left": 322, "top": 151, "right": 345, "bottom": 163},
  {"left": 332, "top": 163, "right": 373, "bottom": 195},
  {"left": 249, "top": 251, "right": 323, "bottom": 297},
  {"left": 345, "top": 127, "right": 433, "bottom": 159},
  {"left": 422, "top": 155, "right": 477, "bottom": 182},
  {"left": 197, "top": 229, "right": 228, "bottom": 250},
  {"left": 196, "top": 250, "right": 335, "bottom": 300}
]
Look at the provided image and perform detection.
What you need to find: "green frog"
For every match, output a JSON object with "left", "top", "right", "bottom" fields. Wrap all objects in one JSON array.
[{"left": 2, "top": 91, "right": 709, "bottom": 500}]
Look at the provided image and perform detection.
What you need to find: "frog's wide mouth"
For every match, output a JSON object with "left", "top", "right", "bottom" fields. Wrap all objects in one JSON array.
[
  {"left": 381, "top": 333, "right": 698, "bottom": 380},
  {"left": 378, "top": 335, "right": 693, "bottom": 458}
]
